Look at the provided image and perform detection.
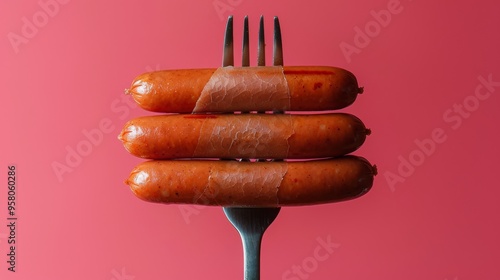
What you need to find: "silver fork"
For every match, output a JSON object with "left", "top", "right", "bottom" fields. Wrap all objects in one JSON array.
[{"left": 222, "top": 15, "right": 283, "bottom": 280}]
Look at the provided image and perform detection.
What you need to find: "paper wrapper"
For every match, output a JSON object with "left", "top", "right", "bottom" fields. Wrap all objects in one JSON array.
[{"left": 193, "top": 66, "right": 291, "bottom": 113}]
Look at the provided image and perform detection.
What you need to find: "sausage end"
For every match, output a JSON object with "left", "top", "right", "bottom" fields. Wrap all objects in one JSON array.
[{"left": 371, "top": 164, "right": 378, "bottom": 176}]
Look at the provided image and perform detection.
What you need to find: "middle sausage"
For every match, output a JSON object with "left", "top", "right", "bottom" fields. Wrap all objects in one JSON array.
[{"left": 119, "top": 113, "right": 370, "bottom": 160}]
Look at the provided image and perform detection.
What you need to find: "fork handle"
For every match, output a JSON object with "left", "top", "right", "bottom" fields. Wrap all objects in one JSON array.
[{"left": 240, "top": 233, "right": 262, "bottom": 280}]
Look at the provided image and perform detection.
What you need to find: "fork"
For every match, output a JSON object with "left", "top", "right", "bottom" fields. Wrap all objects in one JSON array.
[{"left": 222, "top": 15, "right": 283, "bottom": 280}]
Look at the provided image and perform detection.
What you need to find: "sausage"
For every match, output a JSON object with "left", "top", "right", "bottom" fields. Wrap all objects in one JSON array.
[
  {"left": 125, "top": 66, "right": 363, "bottom": 113},
  {"left": 118, "top": 113, "right": 370, "bottom": 160},
  {"left": 125, "top": 156, "right": 376, "bottom": 206}
]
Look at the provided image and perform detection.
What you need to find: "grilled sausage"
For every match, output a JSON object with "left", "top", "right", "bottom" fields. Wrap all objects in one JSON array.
[
  {"left": 118, "top": 113, "right": 370, "bottom": 160},
  {"left": 125, "top": 156, "right": 376, "bottom": 206},
  {"left": 125, "top": 66, "right": 363, "bottom": 113}
]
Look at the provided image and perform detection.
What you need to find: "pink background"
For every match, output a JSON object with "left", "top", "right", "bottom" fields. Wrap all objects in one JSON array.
[{"left": 1, "top": 0, "right": 499, "bottom": 279}]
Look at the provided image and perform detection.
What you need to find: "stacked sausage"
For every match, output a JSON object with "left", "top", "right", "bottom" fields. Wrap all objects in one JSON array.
[{"left": 119, "top": 66, "right": 376, "bottom": 206}]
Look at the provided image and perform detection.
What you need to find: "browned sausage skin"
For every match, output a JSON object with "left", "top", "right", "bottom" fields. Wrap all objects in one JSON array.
[
  {"left": 118, "top": 113, "right": 370, "bottom": 160},
  {"left": 126, "top": 66, "right": 363, "bottom": 113},
  {"left": 125, "top": 156, "right": 376, "bottom": 207}
]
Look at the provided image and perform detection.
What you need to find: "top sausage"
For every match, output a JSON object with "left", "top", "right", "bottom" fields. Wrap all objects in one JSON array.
[{"left": 126, "top": 66, "right": 363, "bottom": 113}]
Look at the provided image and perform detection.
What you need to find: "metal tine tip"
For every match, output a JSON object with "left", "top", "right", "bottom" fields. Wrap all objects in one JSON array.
[
  {"left": 273, "top": 16, "right": 283, "bottom": 67},
  {"left": 222, "top": 16, "right": 234, "bottom": 67},
  {"left": 257, "top": 15, "right": 266, "bottom": 66},
  {"left": 242, "top": 16, "right": 250, "bottom": 67}
]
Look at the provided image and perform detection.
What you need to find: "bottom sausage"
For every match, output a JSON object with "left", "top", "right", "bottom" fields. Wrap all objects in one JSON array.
[{"left": 125, "top": 156, "right": 376, "bottom": 207}]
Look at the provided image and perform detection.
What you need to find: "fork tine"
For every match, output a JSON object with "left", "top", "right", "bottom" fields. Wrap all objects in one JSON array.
[
  {"left": 257, "top": 15, "right": 266, "bottom": 66},
  {"left": 242, "top": 16, "right": 250, "bottom": 67},
  {"left": 273, "top": 16, "right": 283, "bottom": 66},
  {"left": 222, "top": 16, "right": 234, "bottom": 67}
]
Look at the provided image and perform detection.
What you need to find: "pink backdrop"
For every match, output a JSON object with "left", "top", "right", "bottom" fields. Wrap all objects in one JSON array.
[{"left": 1, "top": 0, "right": 499, "bottom": 279}]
